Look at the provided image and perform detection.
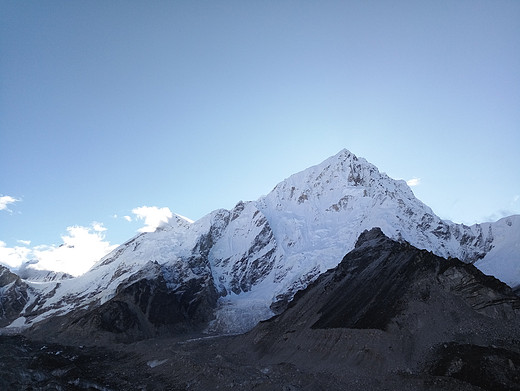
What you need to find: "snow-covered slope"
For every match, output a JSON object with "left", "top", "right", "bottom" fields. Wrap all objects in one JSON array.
[
  {"left": 256, "top": 150, "right": 518, "bottom": 295},
  {"left": 473, "top": 216, "right": 520, "bottom": 288},
  {"left": 2, "top": 149, "right": 519, "bottom": 335},
  {"left": 260, "top": 150, "right": 489, "bottom": 259}
]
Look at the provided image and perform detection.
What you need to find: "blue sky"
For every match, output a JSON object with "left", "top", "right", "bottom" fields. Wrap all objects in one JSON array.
[{"left": 1, "top": 1, "right": 519, "bottom": 275}]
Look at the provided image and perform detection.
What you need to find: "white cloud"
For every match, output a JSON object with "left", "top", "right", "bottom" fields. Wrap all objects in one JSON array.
[
  {"left": 92, "top": 222, "right": 107, "bottom": 232},
  {"left": 132, "top": 206, "right": 173, "bottom": 232},
  {"left": 17, "top": 239, "right": 31, "bottom": 246},
  {"left": 0, "top": 195, "right": 20, "bottom": 212},
  {"left": 0, "top": 222, "right": 117, "bottom": 277},
  {"left": 406, "top": 177, "right": 421, "bottom": 187},
  {"left": 124, "top": 215, "right": 132, "bottom": 222},
  {"left": 0, "top": 241, "right": 31, "bottom": 269},
  {"left": 31, "top": 225, "right": 117, "bottom": 276}
]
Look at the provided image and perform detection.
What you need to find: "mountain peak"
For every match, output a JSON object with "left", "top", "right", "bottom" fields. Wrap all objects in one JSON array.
[
  {"left": 354, "top": 227, "right": 387, "bottom": 248},
  {"left": 260, "top": 148, "right": 413, "bottom": 212},
  {"left": 328, "top": 147, "right": 357, "bottom": 162},
  {"left": 158, "top": 213, "right": 193, "bottom": 232}
]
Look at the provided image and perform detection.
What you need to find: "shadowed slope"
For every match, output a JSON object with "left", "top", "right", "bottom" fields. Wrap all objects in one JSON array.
[{"left": 239, "top": 228, "right": 520, "bottom": 390}]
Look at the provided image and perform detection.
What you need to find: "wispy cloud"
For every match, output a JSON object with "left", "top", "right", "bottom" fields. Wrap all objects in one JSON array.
[
  {"left": 406, "top": 177, "right": 421, "bottom": 187},
  {"left": 481, "top": 209, "right": 516, "bottom": 223},
  {"left": 17, "top": 239, "right": 31, "bottom": 246},
  {"left": 0, "top": 195, "right": 20, "bottom": 212},
  {"left": 0, "top": 223, "right": 117, "bottom": 277},
  {"left": 132, "top": 206, "right": 173, "bottom": 232},
  {"left": 124, "top": 215, "right": 132, "bottom": 222},
  {"left": 92, "top": 222, "right": 107, "bottom": 232}
]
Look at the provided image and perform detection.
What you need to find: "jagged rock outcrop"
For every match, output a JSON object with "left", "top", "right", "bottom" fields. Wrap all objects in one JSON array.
[
  {"left": 25, "top": 259, "right": 220, "bottom": 344},
  {"left": 0, "top": 265, "right": 30, "bottom": 327},
  {"left": 239, "top": 228, "right": 520, "bottom": 390}
]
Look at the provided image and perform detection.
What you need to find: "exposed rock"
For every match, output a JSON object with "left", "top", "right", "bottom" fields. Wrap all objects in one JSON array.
[
  {"left": 0, "top": 335, "right": 170, "bottom": 391},
  {"left": 0, "top": 265, "right": 30, "bottom": 327},
  {"left": 428, "top": 343, "right": 520, "bottom": 391},
  {"left": 25, "top": 263, "right": 219, "bottom": 344}
]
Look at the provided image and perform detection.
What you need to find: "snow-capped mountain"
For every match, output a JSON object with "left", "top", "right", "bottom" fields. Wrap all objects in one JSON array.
[{"left": 2, "top": 149, "right": 519, "bottom": 336}]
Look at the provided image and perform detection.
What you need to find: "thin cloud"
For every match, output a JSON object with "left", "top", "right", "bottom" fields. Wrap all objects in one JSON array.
[
  {"left": 406, "top": 177, "right": 421, "bottom": 187},
  {"left": 0, "top": 195, "right": 20, "bottom": 212},
  {"left": 481, "top": 211, "right": 511, "bottom": 223},
  {"left": 17, "top": 239, "right": 31, "bottom": 246},
  {"left": 124, "top": 215, "right": 132, "bottom": 222},
  {"left": 132, "top": 206, "right": 173, "bottom": 232}
]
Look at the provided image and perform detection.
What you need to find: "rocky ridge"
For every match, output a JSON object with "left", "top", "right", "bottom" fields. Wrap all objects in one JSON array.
[{"left": 235, "top": 228, "right": 520, "bottom": 390}]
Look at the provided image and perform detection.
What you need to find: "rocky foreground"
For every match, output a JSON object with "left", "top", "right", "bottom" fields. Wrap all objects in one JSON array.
[{"left": 3, "top": 332, "right": 516, "bottom": 391}]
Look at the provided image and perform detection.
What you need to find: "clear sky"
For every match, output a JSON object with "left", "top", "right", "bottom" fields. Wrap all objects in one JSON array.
[{"left": 1, "top": 1, "right": 519, "bottom": 275}]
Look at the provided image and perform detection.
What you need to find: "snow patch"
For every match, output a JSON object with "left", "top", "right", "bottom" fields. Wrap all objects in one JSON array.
[{"left": 147, "top": 359, "right": 169, "bottom": 368}]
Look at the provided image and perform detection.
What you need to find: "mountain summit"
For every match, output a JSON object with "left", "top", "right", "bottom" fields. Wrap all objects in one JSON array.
[{"left": 1, "top": 149, "right": 519, "bottom": 339}]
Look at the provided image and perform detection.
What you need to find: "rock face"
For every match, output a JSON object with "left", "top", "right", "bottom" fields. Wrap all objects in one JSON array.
[
  {"left": 311, "top": 228, "right": 519, "bottom": 330},
  {"left": 25, "top": 258, "right": 220, "bottom": 344},
  {"left": 0, "top": 265, "right": 30, "bottom": 327},
  {"left": 240, "top": 228, "right": 520, "bottom": 390},
  {"left": 2, "top": 149, "right": 519, "bottom": 339}
]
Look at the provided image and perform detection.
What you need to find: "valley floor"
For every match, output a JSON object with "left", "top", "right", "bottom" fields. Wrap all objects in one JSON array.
[{"left": 1, "top": 333, "right": 514, "bottom": 391}]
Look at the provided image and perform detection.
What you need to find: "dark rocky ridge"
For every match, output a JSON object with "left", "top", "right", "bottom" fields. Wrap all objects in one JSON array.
[
  {"left": 25, "top": 263, "right": 220, "bottom": 344},
  {"left": 0, "top": 265, "right": 30, "bottom": 327},
  {"left": 235, "top": 228, "right": 520, "bottom": 390},
  {"left": 311, "top": 228, "right": 519, "bottom": 330}
]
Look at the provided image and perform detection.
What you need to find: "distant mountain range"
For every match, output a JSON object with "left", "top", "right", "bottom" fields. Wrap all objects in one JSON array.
[{"left": 1, "top": 149, "right": 519, "bottom": 340}]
